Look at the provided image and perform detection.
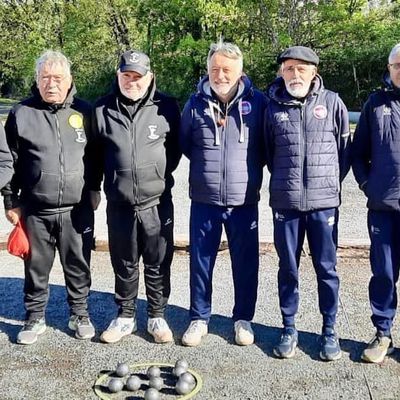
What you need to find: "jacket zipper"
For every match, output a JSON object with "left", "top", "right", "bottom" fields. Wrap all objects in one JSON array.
[
  {"left": 221, "top": 104, "right": 228, "bottom": 205},
  {"left": 300, "top": 104, "right": 306, "bottom": 211},
  {"left": 55, "top": 114, "right": 65, "bottom": 207},
  {"left": 131, "top": 115, "right": 138, "bottom": 204}
]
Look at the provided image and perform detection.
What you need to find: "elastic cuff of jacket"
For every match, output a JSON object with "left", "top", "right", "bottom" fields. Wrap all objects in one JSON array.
[{"left": 3, "top": 195, "right": 19, "bottom": 210}]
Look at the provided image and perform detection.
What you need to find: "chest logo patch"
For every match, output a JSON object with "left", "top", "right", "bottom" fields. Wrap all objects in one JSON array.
[
  {"left": 313, "top": 105, "right": 328, "bottom": 119},
  {"left": 69, "top": 114, "right": 83, "bottom": 129},
  {"left": 69, "top": 114, "right": 86, "bottom": 143},
  {"left": 148, "top": 125, "right": 159, "bottom": 140},
  {"left": 241, "top": 101, "right": 252, "bottom": 115},
  {"left": 383, "top": 106, "right": 392, "bottom": 116},
  {"left": 276, "top": 112, "right": 289, "bottom": 122}
]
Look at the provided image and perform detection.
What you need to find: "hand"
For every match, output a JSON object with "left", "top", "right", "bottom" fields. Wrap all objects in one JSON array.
[
  {"left": 5, "top": 207, "right": 21, "bottom": 225},
  {"left": 90, "top": 191, "right": 101, "bottom": 210}
]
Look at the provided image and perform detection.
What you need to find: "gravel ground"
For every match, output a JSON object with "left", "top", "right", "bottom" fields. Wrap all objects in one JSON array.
[{"left": 0, "top": 250, "right": 399, "bottom": 400}]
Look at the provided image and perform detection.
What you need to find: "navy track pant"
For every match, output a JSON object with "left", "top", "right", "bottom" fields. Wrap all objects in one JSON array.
[
  {"left": 367, "top": 209, "right": 400, "bottom": 335},
  {"left": 273, "top": 208, "right": 339, "bottom": 328},
  {"left": 189, "top": 202, "right": 259, "bottom": 321}
]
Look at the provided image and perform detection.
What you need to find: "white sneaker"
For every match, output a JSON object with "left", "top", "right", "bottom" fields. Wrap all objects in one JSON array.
[
  {"left": 182, "top": 320, "right": 208, "bottom": 347},
  {"left": 147, "top": 317, "right": 173, "bottom": 343},
  {"left": 234, "top": 320, "right": 254, "bottom": 346},
  {"left": 100, "top": 317, "right": 136, "bottom": 344}
]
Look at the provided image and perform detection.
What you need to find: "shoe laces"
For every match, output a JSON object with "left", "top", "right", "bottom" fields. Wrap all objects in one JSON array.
[
  {"left": 75, "top": 316, "right": 90, "bottom": 326},
  {"left": 25, "top": 319, "right": 43, "bottom": 329},
  {"left": 370, "top": 332, "right": 391, "bottom": 348},
  {"left": 236, "top": 320, "right": 252, "bottom": 333},
  {"left": 321, "top": 332, "right": 338, "bottom": 347},
  {"left": 187, "top": 320, "right": 206, "bottom": 334},
  {"left": 149, "top": 318, "right": 168, "bottom": 332}
]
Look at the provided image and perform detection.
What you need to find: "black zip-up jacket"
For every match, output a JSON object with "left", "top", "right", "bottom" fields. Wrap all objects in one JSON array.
[
  {"left": 2, "top": 85, "right": 93, "bottom": 213},
  {"left": 0, "top": 124, "right": 13, "bottom": 190},
  {"left": 92, "top": 78, "right": 181, "bottom": 210}
]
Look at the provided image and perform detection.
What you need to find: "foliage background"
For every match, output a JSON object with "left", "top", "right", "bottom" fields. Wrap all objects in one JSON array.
[{"left": 0, "top": 0, "right": 399, "bottom": 109}]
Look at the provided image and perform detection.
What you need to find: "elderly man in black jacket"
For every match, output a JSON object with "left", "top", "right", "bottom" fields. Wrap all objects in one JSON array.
[
  {"left": 265, "top": 46, "right": 351, "bottom": 361},
  {"left": 93, "top": 50, "right": 181, "bottom": 344},
  {"left": 352, "top": 43, "right": 400, "bottom": 364},
  {"left": 2, "top": 50, "right": 96, "bottom": 345}
]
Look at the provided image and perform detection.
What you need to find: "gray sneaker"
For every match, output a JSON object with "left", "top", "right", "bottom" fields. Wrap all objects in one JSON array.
[
  {"left": 362, "top": 331, "right": 394, "bottom": 363},
  {"left": 68, "top": 315, "right": 95, "bottom": 340},
  {"left": 17, "top": 318, "right": 46, "bottom": 345},
  {"left": 319, "top": 327, "right": 342, "bottom": 361},
  {"left": 273, "top": 327, "right": 298, "bottom": 359}
]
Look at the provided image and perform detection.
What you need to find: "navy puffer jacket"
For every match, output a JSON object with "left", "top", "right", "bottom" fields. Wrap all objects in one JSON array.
[
  {"left": 265, "top": 75, "right": 351, "bottom": 211},
  {"left": 180, "top": 75, "right": 266, "bottom": 206},
  {"left": 352, "top": 73, "right": 400, "bottom": 211}
]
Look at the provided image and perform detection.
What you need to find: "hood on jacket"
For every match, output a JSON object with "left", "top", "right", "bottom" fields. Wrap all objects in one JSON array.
[
  {"left": 382, "top": 70, "right": 400, "bottom": 97},
  {"left": 196, "top": 75, "right": 253, "bottom": 145},
  {"left": 31, "top": 82, "right": 77, "bottom": 109},
  {"left": 112, "top": 74, "right": 157, "bottom": 118},
  {"left": 266, "top": 74, "right": 324, "bottom": 105}
]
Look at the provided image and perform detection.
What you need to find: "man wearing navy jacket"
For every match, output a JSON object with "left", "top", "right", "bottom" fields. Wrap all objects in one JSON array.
[
  {"left": 180, "top": 40, "right": 266, "bottom": 347},
  {"left": 265, "top": 46, "right": 351, "bottom": 361},
  {"left": 352, "top": 43, "right": 400, "bottom": 363}
]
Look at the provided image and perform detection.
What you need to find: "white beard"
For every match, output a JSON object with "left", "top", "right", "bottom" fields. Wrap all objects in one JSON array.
[{"left": 285, "top": 80, "right": 311, "bottom": 98}]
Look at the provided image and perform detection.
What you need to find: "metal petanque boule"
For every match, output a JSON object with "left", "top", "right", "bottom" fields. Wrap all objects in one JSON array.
[
  {"left": 125, "top": 375, "right": 141, "bottom": 391},
  {"left": 93, "top": 361, "right": 203, "bottom": 399},
  {"left": 115, "top": 362, "right": 130, "bottom": 378}
]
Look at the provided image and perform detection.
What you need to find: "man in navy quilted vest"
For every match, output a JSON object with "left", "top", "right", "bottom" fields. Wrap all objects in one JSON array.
[
  {"left": 352, "top": 43, "right": 400, "bottom": 364},
  {"left": 265, "top": 46, "right": 351, "bottom": 361}
]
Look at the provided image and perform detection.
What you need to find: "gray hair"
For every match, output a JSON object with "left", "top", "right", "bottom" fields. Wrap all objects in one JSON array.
[
  {"left": 35, "top": 50, "right": 71, "bottom": 80},
  {"left": 388, "top": 43, "right": 400, "bottom": 64},
  {"left": 207, "top": 39, "right": 243, "bottom": 71}
]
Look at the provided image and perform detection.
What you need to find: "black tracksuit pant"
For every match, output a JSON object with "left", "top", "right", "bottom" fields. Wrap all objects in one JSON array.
[
  {"left": 23, "top": 203, "right": 93, "bottom": 321},
  {"left": 157, "top": 196, "right": 174, "bottom": 308},
  {"left": 107, "top": 202, "right": 167, "bottom": 319}
]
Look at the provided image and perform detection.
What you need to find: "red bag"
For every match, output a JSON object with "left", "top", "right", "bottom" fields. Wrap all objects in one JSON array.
[{"left": 7, "top": 221, "right": 30, "bottom": 259}]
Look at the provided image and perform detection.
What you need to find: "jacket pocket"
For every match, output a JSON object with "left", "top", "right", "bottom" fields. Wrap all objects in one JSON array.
[
  {"left": 62, "top": 171, "right": 85, "bottom": 204},
  {"left": 137, "top": 163, "right": 165, "bottom": 203},
  {"left": 105, "top": 168, "right": 135, "bottom": 203},
  {"left": 30, "top": 171, "right": 59, "bottom": 205}
]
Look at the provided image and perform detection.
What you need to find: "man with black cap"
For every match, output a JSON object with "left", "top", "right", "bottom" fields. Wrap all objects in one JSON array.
[
  {"left": 264, "top": 46, "right": 351, "bottom": 360},
  {"left": 92, "top": 50, "right": 181, "bottom": 344}
]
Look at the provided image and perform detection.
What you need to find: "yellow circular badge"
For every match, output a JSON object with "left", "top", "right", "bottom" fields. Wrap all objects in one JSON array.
[{"left": 68, "top": 114, "right": 83, "bottom": 129}]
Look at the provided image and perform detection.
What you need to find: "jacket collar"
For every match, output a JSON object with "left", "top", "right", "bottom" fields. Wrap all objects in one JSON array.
[{"left": 266, "top": 74, "right": 323, "bottom": 105}]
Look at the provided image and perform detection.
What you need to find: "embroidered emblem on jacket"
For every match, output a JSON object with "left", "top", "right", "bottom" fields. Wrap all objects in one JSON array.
[
  {"left": 148, "top": 125, "right": 159, "bottom": 140},
  {"left": 276, "top": 112, "right": 289, "bottom": 122},
  {"left": 241, "top": 101, "right": 252, "bottom": 115},
  {"left": 313, "top": 105, "right": 328, "bottom": 119},
  {"left": 68, "top": 114, "right": 86, "bottom": 143},
  {"left": 383, "top": 106, "right": 392, "bottom": 116}
]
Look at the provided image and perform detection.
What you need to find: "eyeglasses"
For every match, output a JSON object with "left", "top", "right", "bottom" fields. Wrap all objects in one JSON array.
[
  {"left": 39, "top": 75, "right": 68, "bottom": 84},
  {"left": 389, "top": 63, "right": 400, "bottom": 71}
]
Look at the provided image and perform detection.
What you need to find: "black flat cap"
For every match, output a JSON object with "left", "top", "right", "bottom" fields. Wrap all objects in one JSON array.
[{"left": 277, "top": 46, "right": 319, "bottom": 66}]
